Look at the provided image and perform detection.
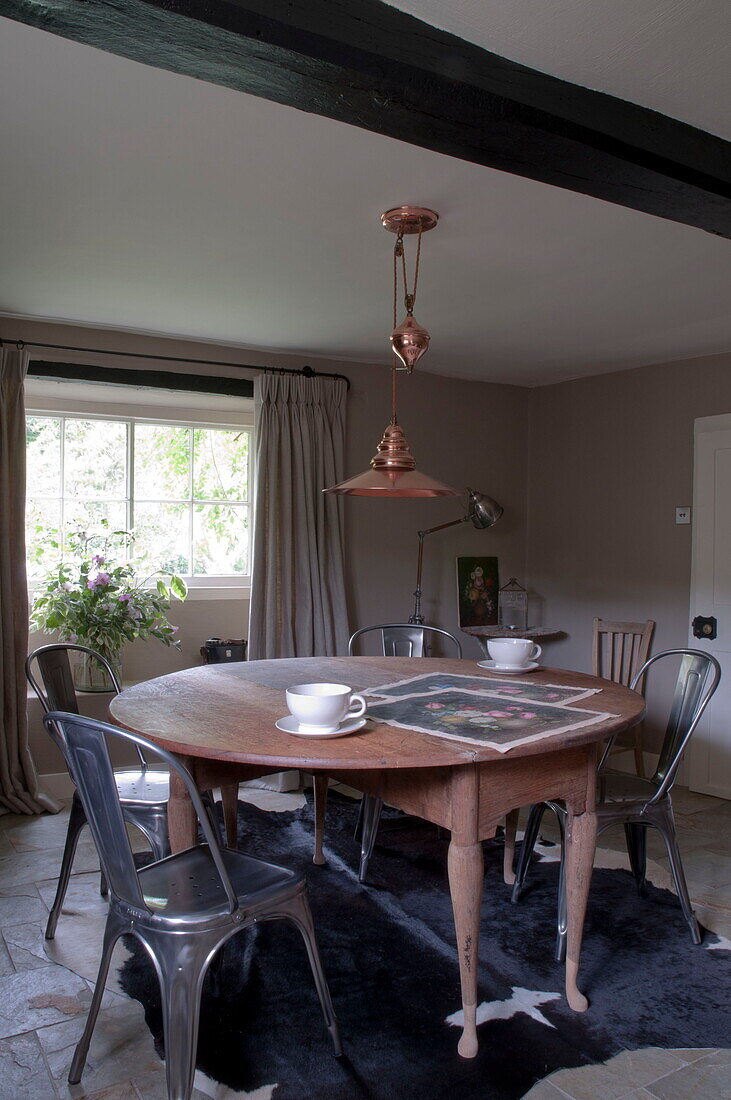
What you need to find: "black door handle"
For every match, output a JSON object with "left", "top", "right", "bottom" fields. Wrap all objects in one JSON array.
[{"left": 692, "top": 615, "right": 717, "bottom": 640}]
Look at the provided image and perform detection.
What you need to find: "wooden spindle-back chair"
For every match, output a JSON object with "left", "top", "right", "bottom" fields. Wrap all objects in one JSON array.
[{"left": 592, "top": 617, "right": 655, "bottom": 776}]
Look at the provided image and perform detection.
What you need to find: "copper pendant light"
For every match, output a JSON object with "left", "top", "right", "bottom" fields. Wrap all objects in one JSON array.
[{"left": 325, "top": 206, "right": 458, "bottom": 498}]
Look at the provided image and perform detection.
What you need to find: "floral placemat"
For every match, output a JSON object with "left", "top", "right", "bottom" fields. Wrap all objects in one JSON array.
[
  {"left": 367, "top": 671, "right": 600, "bottom": 705},
  {"left": 365, "top": 688, "right": 615, "bottom": 753}
]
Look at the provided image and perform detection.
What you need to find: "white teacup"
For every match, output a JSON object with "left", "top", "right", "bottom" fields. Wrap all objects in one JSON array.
[
  {"left": 285, "top": 682, "right": 367, "bottom": 733},
  {"left": 487, "top": 638, "right": 542, "bottom": 668}
]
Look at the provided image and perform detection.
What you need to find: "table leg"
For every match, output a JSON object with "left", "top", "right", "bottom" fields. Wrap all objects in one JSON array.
[
  {"left": 312, "top": 773, "right": 329, "bottom": 866},
  {"left": 564, "top": 807, "right": 597, "bottom": 1012},
  {"left": 220, "top": 784, "right": 239, "bottom": 848},
  {"left": 168, "top": 764, "right": 197, "bottom": 852},
  {"left": 503, "top": 809, "right": 519, "bottom": 886},
  {"left": 447, "top": 837, "right": 484, "bottom": 1058}
]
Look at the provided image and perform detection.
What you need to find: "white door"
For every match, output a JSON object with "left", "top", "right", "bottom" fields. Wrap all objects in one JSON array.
[{"left": 689, "top": 414, "right": 731, "bottom": 798}]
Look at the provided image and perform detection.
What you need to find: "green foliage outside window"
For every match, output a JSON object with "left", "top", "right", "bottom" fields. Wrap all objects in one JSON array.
[{"left": 26, "top": 413, "right": 250, "bottom": 583}]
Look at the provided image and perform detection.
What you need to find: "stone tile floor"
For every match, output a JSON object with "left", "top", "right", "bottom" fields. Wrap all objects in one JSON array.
[{"left": 0, "top": 783, "right": 728, "bottom": 1099}]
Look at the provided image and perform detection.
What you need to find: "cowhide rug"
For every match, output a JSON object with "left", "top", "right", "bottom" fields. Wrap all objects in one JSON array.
[{"left": 118, "top": 793, "right": 730, "bottom": 1099}]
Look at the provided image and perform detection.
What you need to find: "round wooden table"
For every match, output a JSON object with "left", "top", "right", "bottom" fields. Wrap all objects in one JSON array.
[{"left": 110, "top": 656, "right": 645, "bottom": 1059}]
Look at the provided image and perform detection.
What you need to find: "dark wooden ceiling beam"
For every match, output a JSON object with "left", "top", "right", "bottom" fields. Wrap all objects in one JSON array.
[{"left": 3, "top": 0, "right": 731, "bottom": 238}]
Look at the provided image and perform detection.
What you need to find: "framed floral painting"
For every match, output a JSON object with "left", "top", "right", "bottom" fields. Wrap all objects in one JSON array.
[{"left": 456, "top": 555, "right": 499, "bottom": 628}]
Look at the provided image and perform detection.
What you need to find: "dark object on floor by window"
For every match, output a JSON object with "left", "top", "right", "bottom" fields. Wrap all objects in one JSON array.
[{"left": 200, "top": 638, "right": 248, "bottom": 663}]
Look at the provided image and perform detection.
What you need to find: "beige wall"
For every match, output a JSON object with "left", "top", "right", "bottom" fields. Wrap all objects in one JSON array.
[
  {"left": 341, "top": 360, "right": 529, "bottom": 656},
  {"left": 526, "top": 351, "right": 731, "bottom": 749},
  {"left": 5, "top": 317, "right": 529, "bottom": 773},
  {"left": 15, "top": 314, "right": 728, "bottom": 772}
]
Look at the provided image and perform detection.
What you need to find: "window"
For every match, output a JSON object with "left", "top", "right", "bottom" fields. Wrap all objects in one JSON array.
[{"left": 26, "top": 400, "right": 252, "bottom": 591}]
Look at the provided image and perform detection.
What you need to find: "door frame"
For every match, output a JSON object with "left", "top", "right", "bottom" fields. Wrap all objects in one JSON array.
[{"left": 688, "top": 412, "right": 731, "bottom": 794}]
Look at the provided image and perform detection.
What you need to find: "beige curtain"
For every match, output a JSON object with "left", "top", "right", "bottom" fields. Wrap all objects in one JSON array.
[
  {"left": 0, "top": 344, "right": 57, "bottom": 814},
  {"left": 248, "top": 373, "right": 350, "bottom": 658}
]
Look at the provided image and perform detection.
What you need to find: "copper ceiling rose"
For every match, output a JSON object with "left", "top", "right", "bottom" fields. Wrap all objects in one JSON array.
[
  {"left": 324, "top": 207, "right": 458, "bottom": 497},
  {"left": 381, "top": 206, "right": 439, "bottom": 234}
]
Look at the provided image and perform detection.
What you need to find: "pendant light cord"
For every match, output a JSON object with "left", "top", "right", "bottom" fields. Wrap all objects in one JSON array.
[
  {"left": 398, "top": 224, "right": 423, "bottom": 315},
  {"left": 392, "top": 233, "right": 400, "bottom": 423},
  {"left": 390, "top": 220, "right": 425, "bottom": 423}
]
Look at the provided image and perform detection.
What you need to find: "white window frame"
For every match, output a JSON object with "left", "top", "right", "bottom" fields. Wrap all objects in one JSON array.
[{"left": 25, "top": 378, "right": 255, "bottom": 600}]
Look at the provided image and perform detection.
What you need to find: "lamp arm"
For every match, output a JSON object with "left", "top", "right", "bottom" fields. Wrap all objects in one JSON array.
[
  {"left": 419, "top": 516, "right": 470, "bottom": 538},
  {"left": 409, "top": 515, "right": 468, "bottom": 625}
]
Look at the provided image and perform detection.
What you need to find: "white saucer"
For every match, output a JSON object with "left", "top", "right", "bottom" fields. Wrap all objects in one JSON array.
[
  {"left": 275, "top": 715, "right": 368, "bottom": 739},
  {"left": 476, "top": 660, "right": 540, "bottom": 675}
]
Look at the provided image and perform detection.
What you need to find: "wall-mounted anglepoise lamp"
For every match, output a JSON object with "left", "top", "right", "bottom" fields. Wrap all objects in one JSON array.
[{"left": 409, "top": 489, "right": 503, "bottom": 624}]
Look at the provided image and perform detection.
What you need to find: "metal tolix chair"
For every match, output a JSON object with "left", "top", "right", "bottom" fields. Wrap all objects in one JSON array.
[
  {"left": 510, "top": 649, "right": 721, "bottom": 961},
  {"left": 349, "top": 623, "right": 463, "bottom": 882},
  {"left": 43, "top": 711, "right": 342, "bottom": 1100},
  {"left": 27, "top": 643, "right": 174, "bottom": 938},
  {"left": 348, "top": 623, "right": 463, "bottom": 662},
  {"left": 27, "top": 643, "right": 231, "bottom": 938}
]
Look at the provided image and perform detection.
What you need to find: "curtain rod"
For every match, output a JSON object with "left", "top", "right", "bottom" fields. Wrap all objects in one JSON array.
[{"left": 1, "top": 338, "right": 351, "bottom": 389}]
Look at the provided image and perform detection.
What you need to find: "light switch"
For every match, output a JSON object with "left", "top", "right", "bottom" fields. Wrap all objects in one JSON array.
[{"left": 675, "top": 506, "right": 691, "bottom": 525}]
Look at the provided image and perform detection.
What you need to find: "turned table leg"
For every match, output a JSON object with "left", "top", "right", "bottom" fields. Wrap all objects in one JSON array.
[
  {"left": 168, "top": 763, "right": 198, "bottom": 852},
  {"left": 564, "top": 806, "right": 597, "bottom": 1012},
  {"left": 447, "top": 837, "right": 484, "bottom": 1058},
  {"left": 312, "top": 773, "right": 329, "bottom": 866},
  {"left": 446, "top": 763, "right": 483, "bottom": 1058}
]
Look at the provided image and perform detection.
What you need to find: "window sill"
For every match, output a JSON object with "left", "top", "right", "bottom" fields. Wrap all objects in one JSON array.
[{"left": 184, "top": 586, "right": 251, "bottom": 601}]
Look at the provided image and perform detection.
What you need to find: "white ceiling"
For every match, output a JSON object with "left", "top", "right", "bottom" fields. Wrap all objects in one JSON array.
[{"left": 1, "top": 12, "right": 730, "bottom": 386}]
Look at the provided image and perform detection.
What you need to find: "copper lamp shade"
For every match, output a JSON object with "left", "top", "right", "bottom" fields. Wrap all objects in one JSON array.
[
  {"left": 325, "top": 422, "right": 458, "bottom": 497},
  {"left": 326, "top": 467, "right": 458, "bottom": 497}
]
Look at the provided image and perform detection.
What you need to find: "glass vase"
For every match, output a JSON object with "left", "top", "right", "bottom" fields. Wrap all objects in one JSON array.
[{"left": 72, "top": 649, "right": 122, "bottom": 693}]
